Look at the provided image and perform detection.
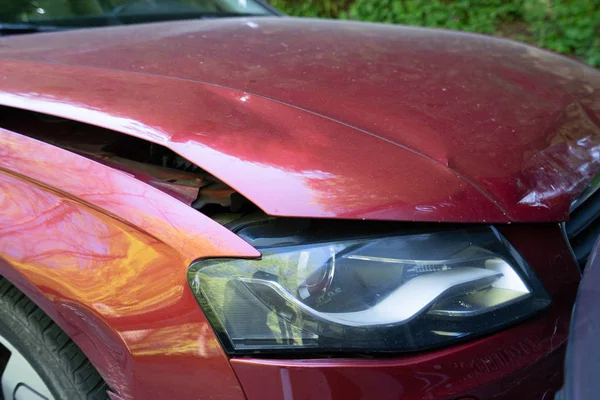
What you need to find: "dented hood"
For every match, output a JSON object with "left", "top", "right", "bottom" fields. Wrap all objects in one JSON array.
[{"left": 0, "top": 17, "right": 599, "bottom": 222}]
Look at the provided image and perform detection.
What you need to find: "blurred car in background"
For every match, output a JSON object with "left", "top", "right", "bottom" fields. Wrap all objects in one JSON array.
[{"left": 558, "top": 234, "right": 600, "bottom": 400}]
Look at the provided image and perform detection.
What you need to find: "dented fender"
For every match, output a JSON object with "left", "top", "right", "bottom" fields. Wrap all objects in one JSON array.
[{"left": 0, "top": 128, "right": 258, "bottom": 400}]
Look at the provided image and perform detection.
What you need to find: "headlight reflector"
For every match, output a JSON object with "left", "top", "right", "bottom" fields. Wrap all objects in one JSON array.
[{"left": 188, "top": 227, "right": 550, "bottom": 354}]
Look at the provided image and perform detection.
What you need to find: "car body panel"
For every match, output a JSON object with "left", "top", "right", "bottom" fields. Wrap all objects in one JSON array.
[
  {"left": 233, "top": 326, "right": 565, "bottom": 400},
  {"left": 1, "top": 18, "right": 600, "bottom": 222},
  {"left": 0, "top": 60, "right": 507, "bottom": 223},
  {"left": 231, "top": 223, "right": 580, "bottom": 400},
  {"left": 0, "top": 16, "right": 590, "bottom": 400},
  {"left": 562, "top": 236, "right": 600, "bottom": 400},
  {"left": 0, "top": 127, "right": 260, "bottom": 399},
  {"left": 0, "top": 125, "right": 581, "bottom": 399}
]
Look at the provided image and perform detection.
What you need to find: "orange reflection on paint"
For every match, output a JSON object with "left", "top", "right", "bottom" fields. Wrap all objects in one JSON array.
[
  {"left": 0, "top": 172, "right": 185, "bottom": 316},
  {"left": 0, "top": 128, "right": 256, "bottom": 399},
  {"left": 0, "top": 128, "right": 259, "bottom": 263},
  {"left": 122, "top": 322, "right": 222, "bottom": 357}
]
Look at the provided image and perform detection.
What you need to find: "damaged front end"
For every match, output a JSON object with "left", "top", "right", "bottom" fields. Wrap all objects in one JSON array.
[{"left": 0, "top": 106, "right": 261, "bottom": 227}]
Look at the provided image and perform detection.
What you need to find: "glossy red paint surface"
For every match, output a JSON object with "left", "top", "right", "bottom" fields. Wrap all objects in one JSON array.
[
  {"left": 1, "top": 18, "right": 600, "bottom": 222},
  {"left": 232, "top": 224, "right": 580, "bottom": 400},
  {"left": 0, "top": 60, "right": 505, "bottom": 224},
  {"left": 0, "top": 17, "right": 590, "bottom": 400},
  {"left": 0, "top": 128, "right": 259, "bottom": 399}
]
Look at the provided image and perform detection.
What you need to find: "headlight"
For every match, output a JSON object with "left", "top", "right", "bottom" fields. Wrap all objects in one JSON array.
[{"left": 187, "top": 227, "right": 550, "bottom": 354}]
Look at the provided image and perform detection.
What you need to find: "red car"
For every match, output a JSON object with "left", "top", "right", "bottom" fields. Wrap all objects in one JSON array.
[{"left": 0, "top": 1, "right": 598, "bottom": 400}]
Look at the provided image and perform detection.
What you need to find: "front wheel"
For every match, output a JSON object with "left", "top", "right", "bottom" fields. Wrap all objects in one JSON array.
[{"left": 0, "top": 277, "right": 109, "bottom": 400}]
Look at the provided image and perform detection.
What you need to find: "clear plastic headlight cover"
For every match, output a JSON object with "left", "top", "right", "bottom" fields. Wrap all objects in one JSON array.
[{"left": 187, "top": 227, "right": 550, "bottom": 354}]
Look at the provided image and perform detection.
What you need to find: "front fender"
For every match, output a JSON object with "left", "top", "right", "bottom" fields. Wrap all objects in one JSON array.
[{"left": 0, "top": 127, "right": 259, "bottom": 399}]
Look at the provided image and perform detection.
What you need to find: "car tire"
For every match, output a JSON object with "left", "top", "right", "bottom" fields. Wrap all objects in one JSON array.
[{"left": 0, "top": 277, "right": 109, "bottom": 400}]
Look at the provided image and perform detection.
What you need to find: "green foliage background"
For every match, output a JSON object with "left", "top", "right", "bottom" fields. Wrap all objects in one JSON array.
[{"left": 269, "top": 0, "right": 600, "bottom": 67}]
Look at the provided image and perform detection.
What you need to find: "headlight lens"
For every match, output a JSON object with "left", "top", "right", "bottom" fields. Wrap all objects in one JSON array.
[{"left": 188, "top": 227, "right": 550, "bottom": 354}]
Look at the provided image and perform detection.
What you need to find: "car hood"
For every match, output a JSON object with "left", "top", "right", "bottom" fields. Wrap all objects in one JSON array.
[{"left": 1, "top": 17, "right": 599, "bottom": 222}]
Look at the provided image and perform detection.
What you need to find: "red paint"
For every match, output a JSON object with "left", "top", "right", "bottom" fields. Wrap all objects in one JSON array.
[
  {"left": 0, "top": 17, "right": 591, "bottom": 400},
  {"left": 232, "top": 224, "right": 579, "bottom": 400},
  {"left": 0, "top": 128, "right": 258, "bottom": 399},
  {"left": 1, "top": 18, "right": 599, "bottom": 222}
]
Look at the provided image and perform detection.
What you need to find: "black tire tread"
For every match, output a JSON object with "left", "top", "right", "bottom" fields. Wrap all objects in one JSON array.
[{"left": 0, "top": 277, "right": 110, "bottom": 400}]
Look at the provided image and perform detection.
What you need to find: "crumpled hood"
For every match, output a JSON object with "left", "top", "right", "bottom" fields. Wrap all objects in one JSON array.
[{"left": 1, "top": 17, "right": 599, "bottom": 222}]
